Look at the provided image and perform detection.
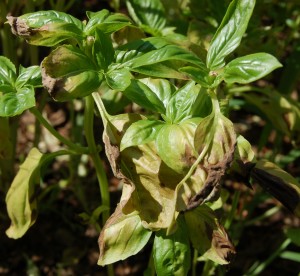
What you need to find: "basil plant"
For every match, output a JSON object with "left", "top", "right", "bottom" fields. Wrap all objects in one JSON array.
[{"left": 2, "top": 0, "right": 300, "bottom": 275}]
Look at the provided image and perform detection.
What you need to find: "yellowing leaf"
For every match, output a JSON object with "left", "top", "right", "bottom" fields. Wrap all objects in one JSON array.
[{"left": 6, "top": 148, "right": 43, "bottom": 239}]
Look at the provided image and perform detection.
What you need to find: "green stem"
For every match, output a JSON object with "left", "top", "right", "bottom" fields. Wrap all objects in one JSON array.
[
  {"left": 30, "top": 107, "right": 88, "bottom": 154},
  {"left": 225, "top": 190, "right": 241, "bottom": 229},
  {"left": 84, "top": 95, "right": 110, "bottom": 225},
  {"left": 192, "top": 249, "right": 198, "bottom": 276}
]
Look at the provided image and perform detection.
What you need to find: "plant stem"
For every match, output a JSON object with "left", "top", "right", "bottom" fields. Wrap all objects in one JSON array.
[
  {"left": 30, "top": 107, "right": 88, "bottom": 154},
  {"left": 192, "top": 249, "right": 198, "bottom": 276},
  {"left": 84, "top": 95, "right": 110, "bottom": 225}
]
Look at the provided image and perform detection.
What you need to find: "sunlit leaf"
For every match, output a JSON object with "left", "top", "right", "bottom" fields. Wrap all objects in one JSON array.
[
  {"left": 16, "top": 65, "right": 42, "bottom": 88},
  {"left": 98, "top": 207, "right": 152, "bottom": 266},
  {"left": 41, "top": 45, "right": 102, "bottom": 101},
  {"left": 105, "top": 68, "right": 131, "bottom": 91},
  {"left": 0, "top": 56, "right": 16, "bottom": 90},
  {"left": 120, "top": 119, "right": 164, "bottom": 151},
  {"left": 7, "top": 11, "right": 84, "bottom": 46},
  {"left": 184, "top": 205, "right": 235, "bottom": 265},
  {"left": 224, "top": 53, "right": 282, "bottom": 84},
  {"left": 206, "top": 0, "right": 256, "bottom": 70}
]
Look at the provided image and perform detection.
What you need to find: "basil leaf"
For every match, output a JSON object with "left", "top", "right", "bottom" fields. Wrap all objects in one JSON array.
[
  {"left": 122, "top": 79, "right": 165, "bottom": 113},
  {"left": 41, "top": 45, "right": 102, "bottom": 101},
  {"left": 7, "top": 11, "right": 84, "bottom": 46},
  {"left": 98, "top": 208, "right": 152, "bottom": 266},
  {"left": 105, "top": 68, "right": 131, "bottom": 91},
  {"left": 153, "top": 218, "right": 191, "bottom": 276},
  {"left": 206, "top": 0, "right": 256, "bottom": 70},
  {"left": 120, "top": 119, "right": 164, "bottom": 151},
  {"left": 126, "top": 0, "right": 167, "bottom": 36},
  {"left": 0, "top": 86, "right": 35, "bottom": 117},
  {"left": 16, "top": 65, "right": 42, "bottom": 88},
  {"left": 85, "top": 10, "right": 132, "bottom": 35},
  {"left": 93, "top": 29, "right": 115, "bottom": 71},
  {"left": 0, "top": 56, "right": 16, "bottom": 89},
  {"left": 224, "top": 53, "right": 282, "bottom": 84}
]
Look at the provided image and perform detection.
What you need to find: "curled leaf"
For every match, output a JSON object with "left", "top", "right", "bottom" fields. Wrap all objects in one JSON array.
[
  {"left": 184, "top": 205, "right": 235, "bottom": 265},
  {"left": 250, "top": 160, "right": 300, "bottom": 216}
]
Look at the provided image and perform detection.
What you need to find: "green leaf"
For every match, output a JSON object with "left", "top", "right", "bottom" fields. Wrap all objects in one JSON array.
[
  {"left": 5, "top": 148, "right": 42, "bottom": 238},
  {"left": 105, "top": 68, "right": 131, "bottom": 91},
  {"left": 153, "top": 218, "right": 191, "bottom": 276},
  {"left": 0, "top": 56, "right": 16, "bottom": 92},
  {"left": 126, "top": 0, "right": 166, "bottom": 36},
  {"left": 16, "top": 65, "right": 42, "bottom": 88},
  {"left": 224, "top": 53, "right": 282, "bottom": 84},
  {"left": 122, "top": 79, "right": 165, "bottom": 113},
  {"left": 93, "top": 29, "right": 115, "bottom": 71},
  {"left": 285, "top": 228, "right": 300, "bottom": 246},
  {"left": 0, "top": 86, "right": 35, "bottom": 117},
  {"left": 156, "top": 123, "right": 197, "bottom": 174},
  {"left": 120, "top": 119, "right": 164, "bottom": 151},
  {"left": 138, "top": 78, "right": 175, "bottom": 108},
  {"left": 85, "top": 10, "right": 132, "bottom": 35},
  {"left": 98, "top": 207, "right": 152, "bottom": 266},
  {"left": 184, "top": 205, "right": 235, "bottom": 264},
  {"left": 166, "top": 81, "right": 211, "bottom": 123},
  {"left": 7, "top": 11, "right": 84, "bottom": 46},
  {"left": 41, "top": 45, "right": 102, "bottom": 101},
  {"left": 206, "top": 0, "right": 256, "bottom": 70}
]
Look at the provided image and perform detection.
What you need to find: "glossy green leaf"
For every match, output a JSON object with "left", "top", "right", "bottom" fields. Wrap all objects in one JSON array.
[
  {"left": 7, "top": 11, "right": 84, "bottom": 46},
  {"left": 98, "top": 207, "right": 152, "bottom": 266},
  {"left": 122, "top": 79, "right": 165, "bottom": 113},
  {"left": 0, "top": 56, "right": 16, "bottom": 90},
  {"left": 224, "top": 53, "right": 282, "bottom": 84},
  {"left": 85, "top": 10, "right": 132, "bottom": 35},
  {"left": 153, "top": 218, "right": 191, "bottom": 276},
  {"left": 251, "top": 160, "right": 300, "bottom": 217},
  {"left": 179, "top": 66, "right": 211, "bottom": 88},
  {"left": 16, "top": 65, "right": 42, "bottom": 88},
  {"left": 166, "top": 81, "right": 211, "bottom": 123},
  {"left": 41, "top": 45, "right": 102, "bottom": 101},
  {"left": 206, "top": 0, "right": 256, "bottom": 70},
  {"left": 93, "top": 29, "right": 115, "bottom": 71},
  {"left": 138, "top": 78, "right": 175, "bottom": 108},
  {"left": 5, "top": 148, "right": 42, "bottom": 238},
  {"left": 0, "top": 86, "right": 35, "bottom": 117},
  {"left": 126, "top": 0, "right": 166, "bottom": 36},
  {"left": 120, "top": 119, "right": 164, "bottom": 151},
  {"left": 105, "top": 68, "right": 131, "bottom": 91},
  {"left": 184, "top": 205, "right": 235, "bottom": 264}
]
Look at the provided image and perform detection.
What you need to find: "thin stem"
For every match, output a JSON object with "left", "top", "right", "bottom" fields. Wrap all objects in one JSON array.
[
  {"left": 84, "top": 95, "right": 110, "bottom": 225},
  {"left": 225, "top": 190, "right": 241, "bottom": 229},
  {"left": 192, "top": 249, "right": 198, "bottom": 276},
  {"left": 30, "top": 107, "right": 88, "bottom": 154}
]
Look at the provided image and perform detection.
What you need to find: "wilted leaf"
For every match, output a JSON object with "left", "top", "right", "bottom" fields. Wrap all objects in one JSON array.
[
  {"left": 5, "top": 148, "right": 42, "bottom": 238},
  {"left": 153, "top": 217, "right": 191, "bottom": 276},
  {"left": 7, "top": 11, "right": 84, "bottom": 46},
  {"left": 250, "top": 160, "right": 300, "bottom": 217},
  {"left": 224, "top": 53, "right": 282, "bottom": 84},
  {"left": 206, "top": 0, "right": 256, "bottom": 70},
  {"left": 42, "top": 45, "right": 102, "bottom": 101},
  {"left": 184, "top": 205, "right": 235, "bottom": 265},
  {"left": 98, "top": 206, "right": 152, "bottom": 266}
]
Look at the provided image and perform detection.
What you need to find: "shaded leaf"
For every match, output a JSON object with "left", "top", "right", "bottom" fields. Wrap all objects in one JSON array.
[
  {"left": 153, "top": 217, "right": 191, "bottom": 276},
  {"left": 250, "top": 160, "right": 300, "bottom": 217},
  {"left": 206, "top": 0, "right": 256, "bottom": 70},
  {"left": 98, "top": 206, "right": 152, "bottom": 266},
  {"left": 224, "top": 53, "right": 282, "bottom": 84}
]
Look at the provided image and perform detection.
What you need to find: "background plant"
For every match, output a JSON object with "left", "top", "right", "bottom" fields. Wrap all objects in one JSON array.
[{"left": 1, "top": 0, "right": 300, "bottom": 275}]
